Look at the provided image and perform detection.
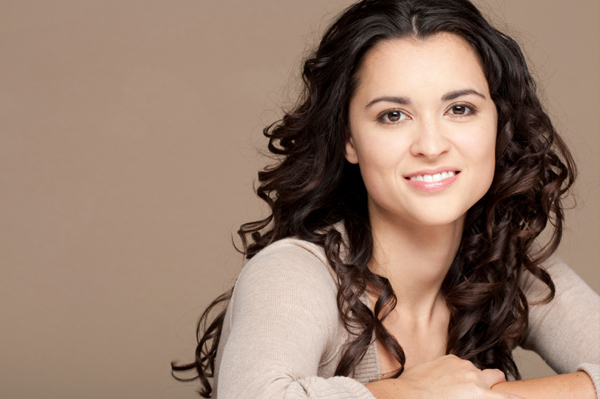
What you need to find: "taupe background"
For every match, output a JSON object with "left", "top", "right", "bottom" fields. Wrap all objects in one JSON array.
[{"left": 1, "top": 1, "right": 597, "bottom": 398}]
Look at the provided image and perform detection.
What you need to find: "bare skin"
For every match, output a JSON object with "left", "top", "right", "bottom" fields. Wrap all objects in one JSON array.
[
  {"left": 491, "top": 372, "right": 596, "bottom": 399},
  {"left": 366, "top": 360, "right": 595, "bottom": 399},
  {"left": 345, "top": 33, "right": 596, "bottom": 399},
  {"left": 365, "top": 355, "right": 522, "bottom": 399}
]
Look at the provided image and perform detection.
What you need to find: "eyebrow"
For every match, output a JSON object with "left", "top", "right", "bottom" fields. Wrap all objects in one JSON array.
[
  {"left": 365, "top": 89, "right": 486, "bottom": 109},
  {"left": 365, "top": 96, "right": 410, "bottom": 108},
  {"left": 442, "top": 89, "right": 486, "bottom": 101}
]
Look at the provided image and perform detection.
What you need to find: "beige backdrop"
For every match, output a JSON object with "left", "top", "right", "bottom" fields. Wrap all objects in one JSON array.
[{"left": 1, "top": 1, "right": 598, "bottom": 398}]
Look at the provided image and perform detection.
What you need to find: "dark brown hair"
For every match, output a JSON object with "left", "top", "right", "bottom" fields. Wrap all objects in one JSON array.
[{"left": 172, "top": 0, "right": 576, "bottom": 396}]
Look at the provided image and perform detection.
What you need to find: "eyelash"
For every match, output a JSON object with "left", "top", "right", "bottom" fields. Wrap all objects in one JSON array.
[
  {"left": 376, "top": 110, "right": 408, "bottom": 124},
  {"left": 376, "top": 103, "right": 478, "bottom": 124},
  {"left": 447, "top": 103, "right": 478, "bottom": 117}
]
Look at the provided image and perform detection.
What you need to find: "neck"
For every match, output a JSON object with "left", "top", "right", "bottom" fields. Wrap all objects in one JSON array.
[{"left": 368, "top": 210, "right": 464, "bottom": 321}]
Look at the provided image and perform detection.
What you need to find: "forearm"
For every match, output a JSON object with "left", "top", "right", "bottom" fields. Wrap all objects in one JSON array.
[
  {"left": 491, "top": 372, "right": 596, "bottom": 399},
  {"left": 365, "top": 379, "right": 401, "bottom": 399}
]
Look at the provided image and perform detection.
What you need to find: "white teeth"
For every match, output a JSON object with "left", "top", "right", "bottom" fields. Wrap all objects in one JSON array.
[{"left": 409, "top": 171, "right": 457, "bottom": 182}]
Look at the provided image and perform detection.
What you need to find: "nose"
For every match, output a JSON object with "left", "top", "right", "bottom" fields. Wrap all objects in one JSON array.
[{"left": 409, "top": 119, "right": 451, "bottom": 159}]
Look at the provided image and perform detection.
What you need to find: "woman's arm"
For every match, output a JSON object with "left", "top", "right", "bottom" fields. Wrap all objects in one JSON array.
[
  {"left": 366, "top": 355, "right": 524, "bottom": 399},
  {"left": 365, "top": 363, "right": 595, "bottom": 399},
  {"left": 491, "top": 372, "right": 595, "bottom": 399},
  {"left": 366, "top": 252, "right": 600, "bottom": 399},
  {"left": 519, "top": 254, "right": 600, "bottom": 398},
  {"left": 215, "top": 241, "right": 375, "bottom": 399}
]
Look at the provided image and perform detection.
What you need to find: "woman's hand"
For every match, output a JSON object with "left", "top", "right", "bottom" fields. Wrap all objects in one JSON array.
[{"left": 366, "top": 355, "right": 524, "bottom": 399}]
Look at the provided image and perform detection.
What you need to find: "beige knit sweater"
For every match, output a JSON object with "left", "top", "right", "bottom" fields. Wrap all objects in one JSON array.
[{"left": 213, "top": 237, "right": 600, "bottom": 398}]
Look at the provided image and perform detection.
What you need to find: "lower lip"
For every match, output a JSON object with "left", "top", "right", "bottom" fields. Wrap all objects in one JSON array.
[{"left": 404, "top": 173, "right": 459, "bottom": 192}]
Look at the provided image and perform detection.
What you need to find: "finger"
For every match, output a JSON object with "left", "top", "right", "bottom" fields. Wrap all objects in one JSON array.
[{"left": 480, "top": 368, "right": 506, "bottom": 387}]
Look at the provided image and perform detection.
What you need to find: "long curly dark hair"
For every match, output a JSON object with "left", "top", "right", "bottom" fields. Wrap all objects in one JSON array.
[{"left": 172, "top": 0, "right": 576, "bottom": 396}]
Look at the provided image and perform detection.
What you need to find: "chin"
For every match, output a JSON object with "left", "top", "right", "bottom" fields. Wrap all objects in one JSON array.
[{"left": 404, "top": 209, "right": 469, "bottom": 228}]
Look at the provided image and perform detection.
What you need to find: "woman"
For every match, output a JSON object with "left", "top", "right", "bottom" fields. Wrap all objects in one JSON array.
[{"left": 173, "top": 0, "right": 599, "bottom": 398}]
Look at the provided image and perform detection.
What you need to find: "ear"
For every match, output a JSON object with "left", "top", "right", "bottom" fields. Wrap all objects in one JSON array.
[{"left": 344, "top": 136, "right": 359, "bottom": 164}]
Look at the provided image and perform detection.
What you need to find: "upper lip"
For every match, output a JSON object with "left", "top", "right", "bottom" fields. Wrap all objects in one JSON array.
[{"left": 403, "top": 166, "right": 461, "bottom": 179}]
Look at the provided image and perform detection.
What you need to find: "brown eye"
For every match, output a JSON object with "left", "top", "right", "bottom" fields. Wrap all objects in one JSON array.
[
  {"left": 452, "top": 105, "right": 466, "bottom": 115},
  {"left": 448, "top": 104, "right": 475, "bottom": 116},
  {"left": 377, "top": 109, "right": 408, "bottom": 124},
  {"left": 387, "top": 111, "right": 402, "bottom": 121}
]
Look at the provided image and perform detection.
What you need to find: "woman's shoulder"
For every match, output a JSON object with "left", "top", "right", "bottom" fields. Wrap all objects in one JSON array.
[
  {"left": 519, "top": 247, "right": 600, "bottom": 377},
  {"left": 232, "top": 237, "right": 340, "bottom": 309},
  {"left": 520, "top": 247, "right": 596, "bottom": 303},
  {"left": 224, "top": 237, "right": 346, "bottom": 360},
  {"left": 215, "top": 237, "right": 354, "bottom": 396},
  {"left": 247, "top": 237, "right": 331, "bottom": 268},
  {"left": 240, "top": 237, "right": 335, "bottom": 281}
]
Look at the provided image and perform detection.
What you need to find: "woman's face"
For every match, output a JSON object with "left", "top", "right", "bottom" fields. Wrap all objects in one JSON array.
[{"left": 346, "top": 33, "right": 497, "bottom": 229}]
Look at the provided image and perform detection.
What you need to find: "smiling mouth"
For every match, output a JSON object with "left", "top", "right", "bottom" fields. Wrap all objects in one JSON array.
[{"left": 405, "top": 171, "right": 460, "bottom": 183}]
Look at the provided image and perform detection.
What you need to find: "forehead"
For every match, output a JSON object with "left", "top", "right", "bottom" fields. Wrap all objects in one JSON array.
[{"left": 354, "top": 33, "right": 490, "bottom": 100}]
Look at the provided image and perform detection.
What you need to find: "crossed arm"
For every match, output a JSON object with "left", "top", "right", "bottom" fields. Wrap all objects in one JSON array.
[
  {"left": 365, "top": 356, "right": 596, "bottom": 399},
  {"left": 215, "top": 241, "right": 599, "bottom": 399},
  {"left": 491, "top": 371, "right": 595, "bottom": 399},
  {"left": 366, "top": 253, "right": 600, "bottom": 399}
]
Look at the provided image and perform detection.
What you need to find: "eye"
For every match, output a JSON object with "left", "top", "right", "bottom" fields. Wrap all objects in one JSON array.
[
  {"left": 447, "top": 104, "right": 476, "bottom": 116},
  {"left": 377, "top": 109, "right": 408, "bottom": 124}
]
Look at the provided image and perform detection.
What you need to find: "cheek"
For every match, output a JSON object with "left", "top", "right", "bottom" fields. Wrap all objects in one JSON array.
[
  {"left": 349, "top": 135, "right": 408, "bottom": 205},
  {"left": 354, "top": 135, "right": 409, "bottom": 178},
  {"left": 462, "top": 125, "right": 497, "bottom": 190}
]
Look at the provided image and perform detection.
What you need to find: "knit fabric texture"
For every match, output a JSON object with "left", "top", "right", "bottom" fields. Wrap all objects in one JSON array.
[{"left": 213, "top": 237, "right": 600, "bottom": 398}]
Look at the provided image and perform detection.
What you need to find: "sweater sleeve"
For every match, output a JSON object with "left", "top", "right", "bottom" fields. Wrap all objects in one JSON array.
[
  {"left": 520, "top": 254, "right": 600, "bottom": 398},
  {"left": 215, "top": 242, "right": 375, "bottom": 399}
]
